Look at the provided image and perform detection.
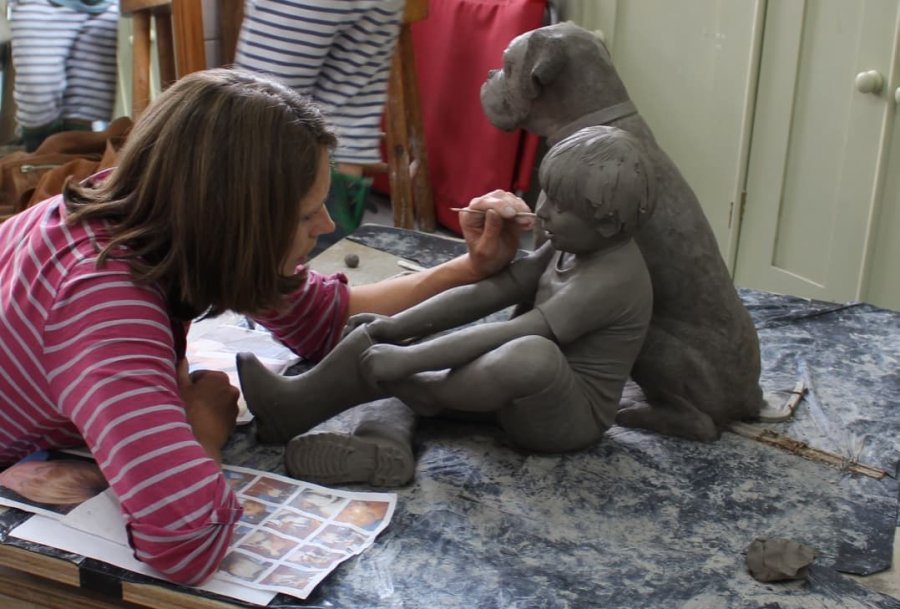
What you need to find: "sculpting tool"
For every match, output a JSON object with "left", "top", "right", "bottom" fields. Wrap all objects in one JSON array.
[
  {"left": 449, "top": 207, "right": 536, "bottom": 218},
  {"left": 397, "top": 259, "right": 427, "bottom": 273}
]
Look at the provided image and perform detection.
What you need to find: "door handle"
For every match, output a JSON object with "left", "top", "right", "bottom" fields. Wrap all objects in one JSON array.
[{"left": 855, "top": 70, "right": 884, "bottom": 94}]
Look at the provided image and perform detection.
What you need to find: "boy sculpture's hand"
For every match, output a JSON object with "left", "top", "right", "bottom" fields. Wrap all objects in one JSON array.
[
  {"left": 177, "top": 359, "right": 240, "bottom": 463},
  {"left": 344, "top": 313, "right": 402, "bottom": 343},
  {"left": 460, "top": 190, "right": 534, "bottom": 278},
  {"left": 360, "top": 343, "right": 415, "bottom": 385}
]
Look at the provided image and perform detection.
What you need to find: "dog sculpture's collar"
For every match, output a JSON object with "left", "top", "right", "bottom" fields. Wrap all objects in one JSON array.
[{"left": 548, "top": 100, "right": 638, "bottom": 146}]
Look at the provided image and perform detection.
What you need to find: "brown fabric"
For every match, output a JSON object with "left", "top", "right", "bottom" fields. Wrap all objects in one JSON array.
[{"left": 0, "top": 117, "right": 132, "bottom": 219}]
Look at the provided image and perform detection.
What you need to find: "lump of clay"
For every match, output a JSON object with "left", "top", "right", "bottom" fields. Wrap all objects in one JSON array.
[
  {"left": 745, "top": 537, "right": 817, "bottom": 582},
  {"left": 344, "top": 253, "right": 359, "bottom": 268}
]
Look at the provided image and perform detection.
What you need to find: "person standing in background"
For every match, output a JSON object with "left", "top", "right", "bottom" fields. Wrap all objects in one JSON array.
[
  {"left": 8, "top": 0, "right": 118, "bottom": 151},
  {"left": 235, "top": 0, "right": 405, "bottom": 246}
]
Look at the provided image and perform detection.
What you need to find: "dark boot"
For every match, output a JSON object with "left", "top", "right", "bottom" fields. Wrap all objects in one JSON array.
[{"left": 284, "top": 399, "right": 416, "bottom": 487}]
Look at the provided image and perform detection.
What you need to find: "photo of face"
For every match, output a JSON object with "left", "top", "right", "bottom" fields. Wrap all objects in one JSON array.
[
  {"left": 240, "top": 498, "right": 275, "bottom": 525},
  {"left": 289, "top": 489, "right": 344, "bottom": 518},
  {"left": 259, "top": 564, "right": 316, "bottom": 589},
  {"left": 334, "top": 500, "right": 389, "bottom": 531},
  {"left": 233, "top": 524, "right": 254, "bottom": 542},
  {"left": 264, "top": 509, "right": 322, "bottom": 539},
  {"left": 239, "top": 530, "right": 297, "bottom": 560},
  {"left": 220, "top": 552, "right": 272, "bottom": 582},
  {"left": 0, "top": 454, "right": 108, "bottom": 515},
  {"left": 314, "top": 524, "right": 368, "bottom": 552},
  {"left": 223, "top": 469, "right": 256, "bottom": 493},
  {"left": 287, "top": 544, "right": 345, "bottom": 570},
  {"left": 244, "top": 476, "right": 297, "bottom": 503}
]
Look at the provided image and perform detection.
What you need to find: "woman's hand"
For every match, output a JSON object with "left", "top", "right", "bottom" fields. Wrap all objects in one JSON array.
[
  {"left": 459, "top": 190, "right": 534, "bottom": 279},
  {"left": 177, "top": 359, "right": 239, "bottom": 463}
]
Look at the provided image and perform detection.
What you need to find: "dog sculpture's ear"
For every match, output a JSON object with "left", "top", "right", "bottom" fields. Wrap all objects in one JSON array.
[{"left": 523, "top": 31, "right": 567, "bottom": 100}]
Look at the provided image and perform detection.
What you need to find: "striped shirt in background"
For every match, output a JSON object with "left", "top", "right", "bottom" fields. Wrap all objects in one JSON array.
[
  {"left": 9, "top": 0, "right": 118, "bottom": 129},
  {"left": 0, "top": 195, "right": 351, "bottom": 583},
  {"left": 235, "top": 0, "right": 405, "bottom": 165}
]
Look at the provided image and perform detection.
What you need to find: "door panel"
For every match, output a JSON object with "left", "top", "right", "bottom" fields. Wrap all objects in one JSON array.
[
  {"left": 608, "top": 0, "right": 761, "bottom": 264},
  {"left": 735, "top": 0, "right": 899, "bottom": 302},
  {"left": 863, "top": 75, "right": 900, "bottom": 312}
]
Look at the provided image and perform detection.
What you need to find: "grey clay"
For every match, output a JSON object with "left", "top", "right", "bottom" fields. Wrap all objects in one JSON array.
[{"left": 480, "top": 22, "right": 764, "bottom": 440}]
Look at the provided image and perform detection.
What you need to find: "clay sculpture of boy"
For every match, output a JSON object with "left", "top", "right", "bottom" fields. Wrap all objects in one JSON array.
[
  {"left": 480, "top": 22, "right": 766, "bottom": 441},
  {"left": 237, "top": 125, "right": 655, "bottom": 480}
]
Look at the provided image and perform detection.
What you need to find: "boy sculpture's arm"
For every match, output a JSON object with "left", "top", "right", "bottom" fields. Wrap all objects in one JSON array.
[
  {"left": 361, "top": 306, "right": 554, "bottom": 384},
  {"left": 352, "top": 242, "right": 555, "bottom": 344}
]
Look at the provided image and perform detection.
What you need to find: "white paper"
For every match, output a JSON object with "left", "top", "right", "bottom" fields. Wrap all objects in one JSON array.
[
  {"left": 11, "top": 514, "right": 275, "bottom": 605},
  {"left": 186, "top": 313, "right": 300, "bottom": 425}
]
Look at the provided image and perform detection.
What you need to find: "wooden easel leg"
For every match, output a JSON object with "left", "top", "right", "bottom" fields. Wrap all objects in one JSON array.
[
  {"left": 131, "top": 12, "right": 152, "bottom": 117},
  {"left": 398, "top": 28, "right": 435, "bottom": 232},
  {"left": 154, "top": 10, "right": 176, "bottom": 90},
  {"left": 385, "top": 29, "right": 415, "bottom": 230}
]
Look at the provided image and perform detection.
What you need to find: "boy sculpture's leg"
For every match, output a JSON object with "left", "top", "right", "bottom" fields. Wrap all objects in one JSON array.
[
  {"left": 284, "top": 399, "right": 416, "bottom": 487},
  {"left": 237, "top": 326, "right": 386, "bottom": 444},
  {"left": 386, "top": 336, "right": 609, "bottom": 453}
]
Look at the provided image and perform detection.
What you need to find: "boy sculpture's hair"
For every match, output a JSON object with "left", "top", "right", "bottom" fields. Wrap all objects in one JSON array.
[
  {"left": 539, "top": 125, "right": 655, "bottom": 239},
  {"left": 64, "top": 68, "right": 338, "bottom": 319}
]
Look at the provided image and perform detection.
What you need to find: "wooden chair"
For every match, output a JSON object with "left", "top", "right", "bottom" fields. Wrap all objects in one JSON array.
[
  {"left": 385, "top": 0, "right": 435, "bottom": 231},
  {"left": 120, "top": 0, "right": 206, "bottom": 118}
]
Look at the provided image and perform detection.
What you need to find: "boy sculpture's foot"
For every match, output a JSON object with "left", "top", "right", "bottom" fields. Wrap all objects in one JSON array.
[
  {"left": 236, "top": 326, "right": 383, "bottom": 445},
  {"left": 285, "top": 432, "right": 414, "bottom": 487}
]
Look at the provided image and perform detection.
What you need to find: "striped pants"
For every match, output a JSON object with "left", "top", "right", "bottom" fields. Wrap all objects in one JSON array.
[
  {"left": 9, "top": 0, "right": 118, "bottom": 129},
  {"left": 235, "top": 0, "right": 404, "bottom": 165}
]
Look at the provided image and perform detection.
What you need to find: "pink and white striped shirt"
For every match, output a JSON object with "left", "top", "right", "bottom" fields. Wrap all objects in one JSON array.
[{"left": 0, "top": 194, "right": 350, "bottom": 584}]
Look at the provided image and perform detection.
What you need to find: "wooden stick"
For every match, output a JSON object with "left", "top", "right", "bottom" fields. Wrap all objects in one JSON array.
[
  {"left": 729, "top": 422, "right": 888, "bottom": 480},
  {"left": 783, "top": 380, "right": 807, "bottom": 417},
  {"left": 757, "top": 380, "right": 807, "bottom": 422},
  {"left": 449, "top": 207, "right": 537, "bottom": 218}
]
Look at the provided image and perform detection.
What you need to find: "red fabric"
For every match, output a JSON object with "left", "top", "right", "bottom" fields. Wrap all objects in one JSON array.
[{"left": 375, "top": 0, "right": 545, "bottom": 235}]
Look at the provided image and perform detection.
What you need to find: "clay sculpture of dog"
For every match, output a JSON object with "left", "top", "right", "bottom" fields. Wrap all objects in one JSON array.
[{"left": 481, "top": 22, "right": 764, "bottom": 441}]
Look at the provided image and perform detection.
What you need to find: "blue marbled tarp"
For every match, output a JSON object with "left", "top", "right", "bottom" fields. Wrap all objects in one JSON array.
[
  {"left": 0, "top": 225, "right": 897, "bottom": 609},
  {"left": 236, "top": 226, "right": 900, "bottom": 608}
]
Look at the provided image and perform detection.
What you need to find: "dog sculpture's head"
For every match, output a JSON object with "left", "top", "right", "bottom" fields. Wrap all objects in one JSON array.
[{"left": 480, "top": 22, "right": 629, "bottom": 137}]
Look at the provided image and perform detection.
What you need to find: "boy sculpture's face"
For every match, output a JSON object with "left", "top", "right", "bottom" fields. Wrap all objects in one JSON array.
[{"left": 536, "top": 195, "right": 608, "bottom": 254}]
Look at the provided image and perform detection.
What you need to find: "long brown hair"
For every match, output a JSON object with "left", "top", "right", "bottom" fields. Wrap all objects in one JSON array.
[{"left": 64, "top": 68, "right": 337, "bottom": 319}]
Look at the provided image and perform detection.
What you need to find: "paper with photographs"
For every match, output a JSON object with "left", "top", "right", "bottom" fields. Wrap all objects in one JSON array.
[
  {"left": 220, "top": 465, "right": 396, "bottom": 598},
  {"left": 3, "top": 452, "right": 396, "bottom": 603}
]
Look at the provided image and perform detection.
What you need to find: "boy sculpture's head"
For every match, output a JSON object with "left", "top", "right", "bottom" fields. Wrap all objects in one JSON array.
[{"left": 537, "top": 125, "right": 655, "bottom": 252}]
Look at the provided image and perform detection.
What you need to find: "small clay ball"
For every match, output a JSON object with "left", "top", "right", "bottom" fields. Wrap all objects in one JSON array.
[{"left": 344, "top": 253, "right": 360, "bottom": 268}]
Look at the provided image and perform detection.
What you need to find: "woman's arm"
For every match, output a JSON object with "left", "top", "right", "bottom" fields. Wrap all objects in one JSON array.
[
  {"left": 254, "top": 192, "right": 534, "bottom": 362},
  {"left": 46, "top": 261, "right": 242, "bottom": 586},
  {"left": 347, "top": 191, "right": 534, "bottom": 317}
]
